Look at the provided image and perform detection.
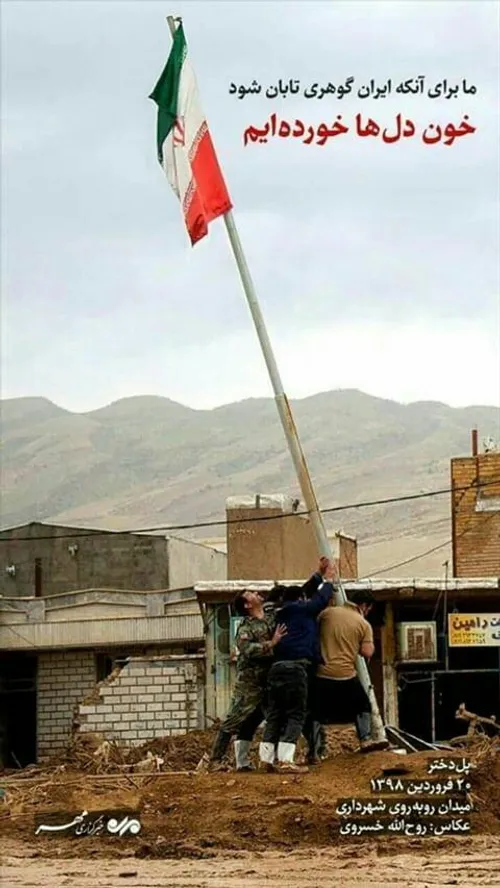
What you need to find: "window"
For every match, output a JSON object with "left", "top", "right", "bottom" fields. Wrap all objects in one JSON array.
[{"left": 34, "top": 559, "right": 42, "bottom": 597}]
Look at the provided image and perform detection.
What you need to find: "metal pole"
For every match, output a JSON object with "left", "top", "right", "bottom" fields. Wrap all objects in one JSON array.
[
  {"left": 430, "top": 674, "right": 436, "bottom": 743},
  {"left": 443, "top": 560, "right": 450, "bottom": 672},
  {"left": 225, "top": 211, "right": 387, "bottom": 742},
  {"left": 165, "top": 15, "right": 386, "bottom": 744}
]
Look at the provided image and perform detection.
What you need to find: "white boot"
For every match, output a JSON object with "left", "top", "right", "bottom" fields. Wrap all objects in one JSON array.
[
  {"left": 234, "top": 739, "right": 253, "bottom": 771},
  {"left": 277, "top": 741, "right": 309, "bottom": 773},
  {"left": 277, "top": 741, "right": 296, "bottom": 763},
  {"left": 259, "top": 741, "right": 276, "bottom": 771}
]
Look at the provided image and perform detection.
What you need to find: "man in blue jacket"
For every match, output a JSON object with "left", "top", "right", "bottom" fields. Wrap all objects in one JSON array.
[{"left": 259, "top": 559, "right": 335, "bottom": 772}]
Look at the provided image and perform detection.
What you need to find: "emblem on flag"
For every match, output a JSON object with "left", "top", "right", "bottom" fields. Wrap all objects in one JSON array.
[
  {"left": 173, "top": 117, "right": 185, "bottom": 147},
  {"left": 149, "top": 21, "right": 232, "bottom": 243}
]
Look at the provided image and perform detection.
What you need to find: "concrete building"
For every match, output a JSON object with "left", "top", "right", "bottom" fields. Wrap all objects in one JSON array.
[
  {"left": 0, "top": 522, "right": 226, "bottom": 598},
  {"left": 2, "top": 438, "right": 499, "bottom": 767},
  {"left": 0, "top": 521, "right": 224, "bottom": 766},
  {"left": 196, "top": 576, "right": 500, "bottom": 743},
  {"left": 0, "top": 586, "right": 204, "bottom": 765},
  {"left": 226, "top": 494, "right": 358, "bottom": 580}
]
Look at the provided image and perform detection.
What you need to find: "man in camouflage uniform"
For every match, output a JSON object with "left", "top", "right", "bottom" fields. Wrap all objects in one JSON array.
[{"left": 208, "top": 589, "right": 287, "bottom": 770}]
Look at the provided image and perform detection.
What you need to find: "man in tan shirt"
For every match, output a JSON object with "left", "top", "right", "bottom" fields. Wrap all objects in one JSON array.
[{"left": 314, "top": 590, "right": 387, "bottom": 752}]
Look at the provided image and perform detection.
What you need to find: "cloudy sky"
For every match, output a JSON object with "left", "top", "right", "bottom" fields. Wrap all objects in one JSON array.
[{"left": 2, "top": 0, "right": 499, "bottom": 412}]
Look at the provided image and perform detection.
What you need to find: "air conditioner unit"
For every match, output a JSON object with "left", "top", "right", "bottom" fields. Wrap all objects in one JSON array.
[{"left": 397, "top": 622, "right": 438, "bottom": 662}]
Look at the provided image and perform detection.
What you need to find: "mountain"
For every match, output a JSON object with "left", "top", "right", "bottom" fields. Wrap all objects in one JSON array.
[{"left": 1, "top": 391, "right": 499, "bottom": 575}]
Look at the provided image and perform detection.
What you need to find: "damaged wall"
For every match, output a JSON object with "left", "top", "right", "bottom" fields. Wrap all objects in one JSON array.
[
  {"left": 75, "top": 655, "right": 205, "bottom": 746},
  {"left": 37, "top": 650, "right": 97, "bottom": 760},
  {"left": 36, "top": 646, "right": 202, "bottom": 761}
]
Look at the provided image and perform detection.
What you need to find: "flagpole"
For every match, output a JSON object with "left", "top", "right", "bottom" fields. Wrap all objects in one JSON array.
[
  {"left": 223, "top": 209, "right": 387, "bottom": 744},
  {"left": 165, "top": 15, "right": 387, "bottom": 745}
]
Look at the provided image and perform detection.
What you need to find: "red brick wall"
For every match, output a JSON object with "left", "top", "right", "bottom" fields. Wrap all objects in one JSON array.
[{"left": 451, "top": 453, "right": 500, "bottom": 577}]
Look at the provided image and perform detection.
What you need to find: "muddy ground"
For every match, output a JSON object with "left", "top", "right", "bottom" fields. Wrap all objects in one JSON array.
[
  {"left": 1, "top": 730, "right": 499, "bottom": 887},
  {"left": 3, "top": 837, "right": 500, "bottom": 887}
]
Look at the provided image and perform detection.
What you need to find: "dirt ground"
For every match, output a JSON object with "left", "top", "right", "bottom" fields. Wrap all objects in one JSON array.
[
  {"left": 1, "top": 730, "right": 499, "bottom": 887},
  {"left": 3, "top": 837, "right": 500, "bottom": 887}
]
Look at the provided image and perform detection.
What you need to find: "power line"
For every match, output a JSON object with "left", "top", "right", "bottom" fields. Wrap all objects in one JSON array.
[
  {"left": 2, "top": 490, "right": 497, "bottom": 652},
  {"left": 1, "top": 477, "right": 498, "bottom": 542},
  {"left": 363, "top": 537, "right": 454, "bottom": 578},
  {"left": 359, "top": 502, "right": 499, "bottom": 579},
  {"left": 0, "top": 475, "right": 495, "bottom": 654}
]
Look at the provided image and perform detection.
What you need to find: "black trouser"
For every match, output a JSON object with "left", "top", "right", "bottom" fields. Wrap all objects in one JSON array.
[
  {"left": 302, "top": 665, "right": 326, "bottom": 759},
  {"left": 237, "top": 688, "right": 323, "bottom": 753},
  {"left": 313, "top": 675, "right": 372, "bottom": 742},
  {"left": 263, "top": 660, "right": 309, "bottom": 746}
]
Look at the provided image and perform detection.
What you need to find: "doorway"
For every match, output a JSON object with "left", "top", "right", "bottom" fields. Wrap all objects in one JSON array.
[
  {"left": 397, "top": 671, "right": 433, "bottom": 742},
  {"left": 0, "top": 653, "right": 37, "bottom": 768}
]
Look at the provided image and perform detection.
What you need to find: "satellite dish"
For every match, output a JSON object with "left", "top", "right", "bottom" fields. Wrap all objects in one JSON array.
[{"left": 483, "top": 436, "right": 498, "bottom": 453}]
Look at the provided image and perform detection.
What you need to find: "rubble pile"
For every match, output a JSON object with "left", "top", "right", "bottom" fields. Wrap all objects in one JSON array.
[
  {"left": 1, "top": 732, "right": 498, "bottom": 860},
  {"left": 56, "top": 725, "right": 359, "bottom": 775}
]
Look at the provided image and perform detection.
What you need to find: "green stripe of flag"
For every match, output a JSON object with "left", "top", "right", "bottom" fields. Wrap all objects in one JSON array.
[{"left": 149, "top": 23, "right": 188, "bottom": 163}]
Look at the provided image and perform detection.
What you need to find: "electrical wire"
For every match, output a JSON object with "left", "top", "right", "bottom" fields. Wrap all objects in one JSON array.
[
  {"left": 1, "top": 477, "right": 498, "bottom": 542},
  {"left": 358, "top": 479, "right": 498, "bottom": 579},
  {"left": 361, "top": 537, "right": 455, "bottom": 579},
  {"left": 2, "top": 490, "right": 497, "bottom": 652}
]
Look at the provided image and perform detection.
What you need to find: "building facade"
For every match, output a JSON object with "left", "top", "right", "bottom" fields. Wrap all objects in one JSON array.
[
  {"left": 226, "top": 494, "right": 358, "bottom": 581},
  {"left": 0, "top": 522, "right": 226, "bottom": 598},
  {"left": 0, "top": 520, "right": 225, "bottom": 766},
  {"left": 0, "top": 587, "right": 204, "bottom": 765},
  {"left": 196, "top": 577, "right": 500, "bottom": 743},
  {"left": 451, "top": 433, "right": 500, "bottom": 577}
]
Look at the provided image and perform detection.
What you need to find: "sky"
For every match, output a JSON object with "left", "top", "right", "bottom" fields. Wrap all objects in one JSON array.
[{"left": 1, "top": 0, "right": 499, "bottom": 413}]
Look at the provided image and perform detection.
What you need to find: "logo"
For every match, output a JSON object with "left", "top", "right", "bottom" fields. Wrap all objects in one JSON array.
[{"left": 34, "top": 810, "right": 141, "bottom": 838}]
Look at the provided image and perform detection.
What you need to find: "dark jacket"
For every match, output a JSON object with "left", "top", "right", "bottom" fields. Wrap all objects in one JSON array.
[{"left": 273, "top": 580, "right": 333, "bottom": 664}]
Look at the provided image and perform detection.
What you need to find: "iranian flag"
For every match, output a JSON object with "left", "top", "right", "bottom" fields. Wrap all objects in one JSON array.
[{"left": 149, "top": 23, "right": 232, "bottom": 245}]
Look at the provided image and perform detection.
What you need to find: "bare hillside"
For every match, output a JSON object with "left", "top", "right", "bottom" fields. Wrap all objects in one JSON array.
[{"left": 1, "top": 390, "right": 498, "bottom": 574}]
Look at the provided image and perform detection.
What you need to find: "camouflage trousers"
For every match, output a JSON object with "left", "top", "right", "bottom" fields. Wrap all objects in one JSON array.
[
  {"left": 210, "top": 680, "right": 265, "bottom": 761},
  {"left": 220, "top": 683, "right": 265, "bottom": 736},
  {"left": 209, "top": 676, "right": 326, "bottom": 762}
]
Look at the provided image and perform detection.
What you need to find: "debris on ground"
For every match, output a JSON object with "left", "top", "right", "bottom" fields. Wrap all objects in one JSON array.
[
  {"left": 451, "top": 703, "right": 500, "bottom": 744},
  {"left": 1, "top": 730, "right": 498, "bottom": 860},
  {"left": 47, "top": 725, "right": 360, "bottom": 775}
]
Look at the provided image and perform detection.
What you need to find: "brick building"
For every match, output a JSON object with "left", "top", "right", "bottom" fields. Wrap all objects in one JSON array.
[
  {"left": 0, "top": 587, "right": 205, "bottom": 765},
  {"left": 451, "top": 431, "right": 500, "bottom": 577},
  {"left": 2, "top": 448, "right": 499, "bottom": 766},
  {"left": 198, "top": 443, "right": 499, "bottom": 742},
  {"left": 0, "top": 521, "right": 224, "bottom": 766},
  {"left": 226, "top": 494, "right": 358, "bottom": 581}
]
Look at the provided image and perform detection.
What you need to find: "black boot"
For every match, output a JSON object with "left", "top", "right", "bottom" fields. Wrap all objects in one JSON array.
[
  {"left": 306, "top": 721, "right": 325, "bottom": 764},
  {"left": 209, "top": 729, "right": 232, "bottom": 764}
]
